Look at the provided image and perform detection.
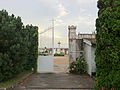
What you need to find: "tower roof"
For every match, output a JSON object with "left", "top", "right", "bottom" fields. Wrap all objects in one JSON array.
[{"left": 68, "top": 25, "right": 76, "bottom": 30}]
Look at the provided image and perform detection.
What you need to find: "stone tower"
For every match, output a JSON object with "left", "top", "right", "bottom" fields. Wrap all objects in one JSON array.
[{"left": 68, "top": 25, "right": 77, "bottom": 62}]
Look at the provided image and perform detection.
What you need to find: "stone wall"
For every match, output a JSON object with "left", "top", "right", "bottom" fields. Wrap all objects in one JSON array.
[
  {"left": 68, "top": 25, "right": 96, "bottom": 62},
  {"left": 68, "top": 25, "right": 77, "bottom": 61}
]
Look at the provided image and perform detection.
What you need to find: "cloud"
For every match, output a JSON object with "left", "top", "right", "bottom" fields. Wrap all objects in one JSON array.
[
  {"left": 80, "top": 8, "right": 86, "bottom": 13},
  {"left": 76, "top": 0, "right": 96, "bottom": 4},
  {"left": 37, "top": 0, "right": 59, "bottom": 5},
  {"left": 78, "top": 15, "right": 95, "bottom": 26},
  {"left": 39, "top": 30, "right": 68, "bottom": 48},
  {"left": 50, "top": 3, "right": 69, "bottom": 27},
  {"left": 57, "top": 4, "right": 69, "bottom": 18},
  {"left": 0, "top": 0, "right": 97, "bottom": 48},
  {"left": 54, "top": 18, "right": 66, "bottom": 27}
]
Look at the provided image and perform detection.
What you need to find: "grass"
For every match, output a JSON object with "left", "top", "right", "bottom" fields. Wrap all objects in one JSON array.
[{"left": 0, "top": 71, "right": 32, "bottom": 88}]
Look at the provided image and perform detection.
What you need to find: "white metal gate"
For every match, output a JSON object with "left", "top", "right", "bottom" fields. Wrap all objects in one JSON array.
[
  {"left": 37, "top": 20, "right": 54, "bottom": 73},
  {"left": 37, "top": 56, "right": 53, "bottom": 73}
]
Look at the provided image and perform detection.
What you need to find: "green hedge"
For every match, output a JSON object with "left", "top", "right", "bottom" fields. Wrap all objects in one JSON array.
[
  {"left": 95, "top": 0, "right": 120, "bottom": 89},
  {"left": 54, "top": 53, "right": 64, "bottom": 56},
  {"left": 0, "top": 10, "right": 38, "bottom": 81}
]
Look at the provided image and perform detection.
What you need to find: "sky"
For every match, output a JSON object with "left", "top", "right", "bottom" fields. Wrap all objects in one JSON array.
[{"left": 0, "top": 0, "right": 98, "bottom": 48}]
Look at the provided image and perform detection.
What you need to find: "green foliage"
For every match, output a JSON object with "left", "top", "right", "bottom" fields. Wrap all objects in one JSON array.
[
  {"left": 0, "top": 10, "right": 38, "bottom": 81},
  {"left": 95, "top": 0, "right": 120, "bottom": 89},
  {"left": 69, "top": 56, "right": 87, "bottom": 74},
  {"left": 39, "top": 50, "right": 49, "bottom": 56},
  {"left": 39, "top": 53, "right": 48, "bottom": 56},
  {"left": 54, "top": 53, "right": 64, "bottom": 56},
  {"left": 0, "top": 72, "right": 31, "bottom": 88}
]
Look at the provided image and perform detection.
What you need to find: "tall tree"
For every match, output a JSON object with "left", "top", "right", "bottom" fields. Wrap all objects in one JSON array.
[
  {"left": 0, "top": 10, "right": 38, "bottom": 81},
  {"left": 95, "top": 0, "right": 120, "bottom": 89}
]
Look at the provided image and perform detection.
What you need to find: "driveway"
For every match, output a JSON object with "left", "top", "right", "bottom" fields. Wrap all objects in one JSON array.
[
  {"left": 14, "top": 73, "right": 95, "bottom": 90},
  {"left": 13, "top": 56, "right": 95, "bottom": 90}
]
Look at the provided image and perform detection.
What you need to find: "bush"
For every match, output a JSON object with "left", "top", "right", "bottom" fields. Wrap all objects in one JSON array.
[
  {"left": 0, "top": 10, "right": 38, "bottom": 81},
  {"left": 54, "top": 53, "right": 64, "bottom": 56},
  {"left": 39, "top": 53, "right": 48, "bottom": 56},
  {"left": 95, "top": 0, "right": 120, "bottom": 89},
  {"left": 39, "top": 51, "right": 49, "bottom": 56},
  {"left": 69, "top": 56, "right": 87, "bottom": 74}
]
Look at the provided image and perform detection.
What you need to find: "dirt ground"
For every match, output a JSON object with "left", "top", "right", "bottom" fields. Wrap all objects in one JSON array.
[
  {"left": 54, "top": 55, "right": 69, "bottom": 65},
  {"left": 54, "top": 55, "right": 69, "bottom": 73}
]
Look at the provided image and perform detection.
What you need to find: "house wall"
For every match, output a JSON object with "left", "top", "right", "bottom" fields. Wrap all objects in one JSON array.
[
  {"left": 84, "top": 43, "right": 92, "bottom": 76},
  {"left": 68, "top": 25, "right": 96, "bottom": 75},
  {"left": 83, "top": 39, "right": 96, "bottom": 76},
  {"left": 76, "top": 39, "right": 83, "bottom": 58},
  {"left": 39, "top": 48, "right": 68, "bottom": 55},
  {"left": 91, "top": 46, "right": 96, "bottom": 73},
  {"left": 54, "top": 48, "right": 68, "bottom": 54},
  {"left": 78, "top": 34, "right": 95, "bottom": 39}
]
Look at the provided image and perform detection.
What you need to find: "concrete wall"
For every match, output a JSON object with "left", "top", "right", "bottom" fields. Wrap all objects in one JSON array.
[
  {"left": 54, "top": 48, "right": 68, "bottom": 54},
  {"left": 68, "top": 25, "right": 77, "bottom": 61},
  {"left": 39, "top": 48, "right": 68, "bottom": 55},
  {"left": 83, "top": 39, "right": 96, "bottom": 76},
  {"left": 69, "top": 39, "right": 76, "bottom": 61},
  {"left": 84, "top": 43, "right": 92, "bottom": 76},
  {"left": 91, "top": 46, "right": 96, "bottom": 73},
  {"left": 68, "top": 25, "right": 96, "bottom": 75},
  {"left": 76, "top": 39, "right": 82, "bottom": 57},
  {"left": 78, "top": 34, "right": 95, "bottom": 39}
]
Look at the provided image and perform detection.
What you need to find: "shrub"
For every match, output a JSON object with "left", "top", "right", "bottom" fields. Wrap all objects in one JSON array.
[
  {"left": 39, "top": 51, "right": 49, "bottom": 56},
  {"left": 95, "top": 0, "right": 120, "bottom": 89},
  {"left": 54, "top": 53, "right": 64, "bottom": 56},
  {"left": 69, "top": 56, "right": 87, "bottom": 74},
  {"left": 39, "top": 53, "right": 48, "bottom": 56},
  {"left": 0, "top": 10, "right": 38, "bottom": 81}
]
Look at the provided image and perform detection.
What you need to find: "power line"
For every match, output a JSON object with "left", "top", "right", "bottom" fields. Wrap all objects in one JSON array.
[
  {"left": 39, "top": 27, "right": 53, "bottom": 34},
  {"left": 39, "top": 19, "right": 55, "bottom": 55}
]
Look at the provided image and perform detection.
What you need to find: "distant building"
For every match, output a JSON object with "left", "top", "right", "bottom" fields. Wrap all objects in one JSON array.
[
  {"left": 68, "top": 25, "right": 96, "bottom": 76},
  {"left": 39, "top": 48, "right": 68, "bottom": 55}
]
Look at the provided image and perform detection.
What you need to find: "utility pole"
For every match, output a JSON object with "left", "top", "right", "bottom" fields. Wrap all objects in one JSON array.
[
  {"left": 58, "top": 41, "right": 61, "bottom": 49},
  {"left": 39, "top": 19, "right": 55, "bottom": 56},
  {"left": 52, "top": 19, "right": 54, "bottom": 56}
]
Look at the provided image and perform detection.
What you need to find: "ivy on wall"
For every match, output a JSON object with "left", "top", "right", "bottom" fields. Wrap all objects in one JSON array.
[
  {"left": 0, "top": 10, "right": 38, "bottom": 81},
  {"left": 95, "top": 0, "right": 120, "bottom": 89}
]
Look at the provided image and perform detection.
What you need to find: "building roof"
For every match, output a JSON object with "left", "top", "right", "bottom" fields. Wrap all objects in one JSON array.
[
  {"left": 83, "top": 38, "right": 96, "bottom": 45},
  {"left": 78, "top": 34, "right": 95, "bottom": 35},
  {"left": 68, "top": 25, "right": 77, "bottom": 30},
  {"left": 78, "top": 33, "right": 96, "bottom": 35}
]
